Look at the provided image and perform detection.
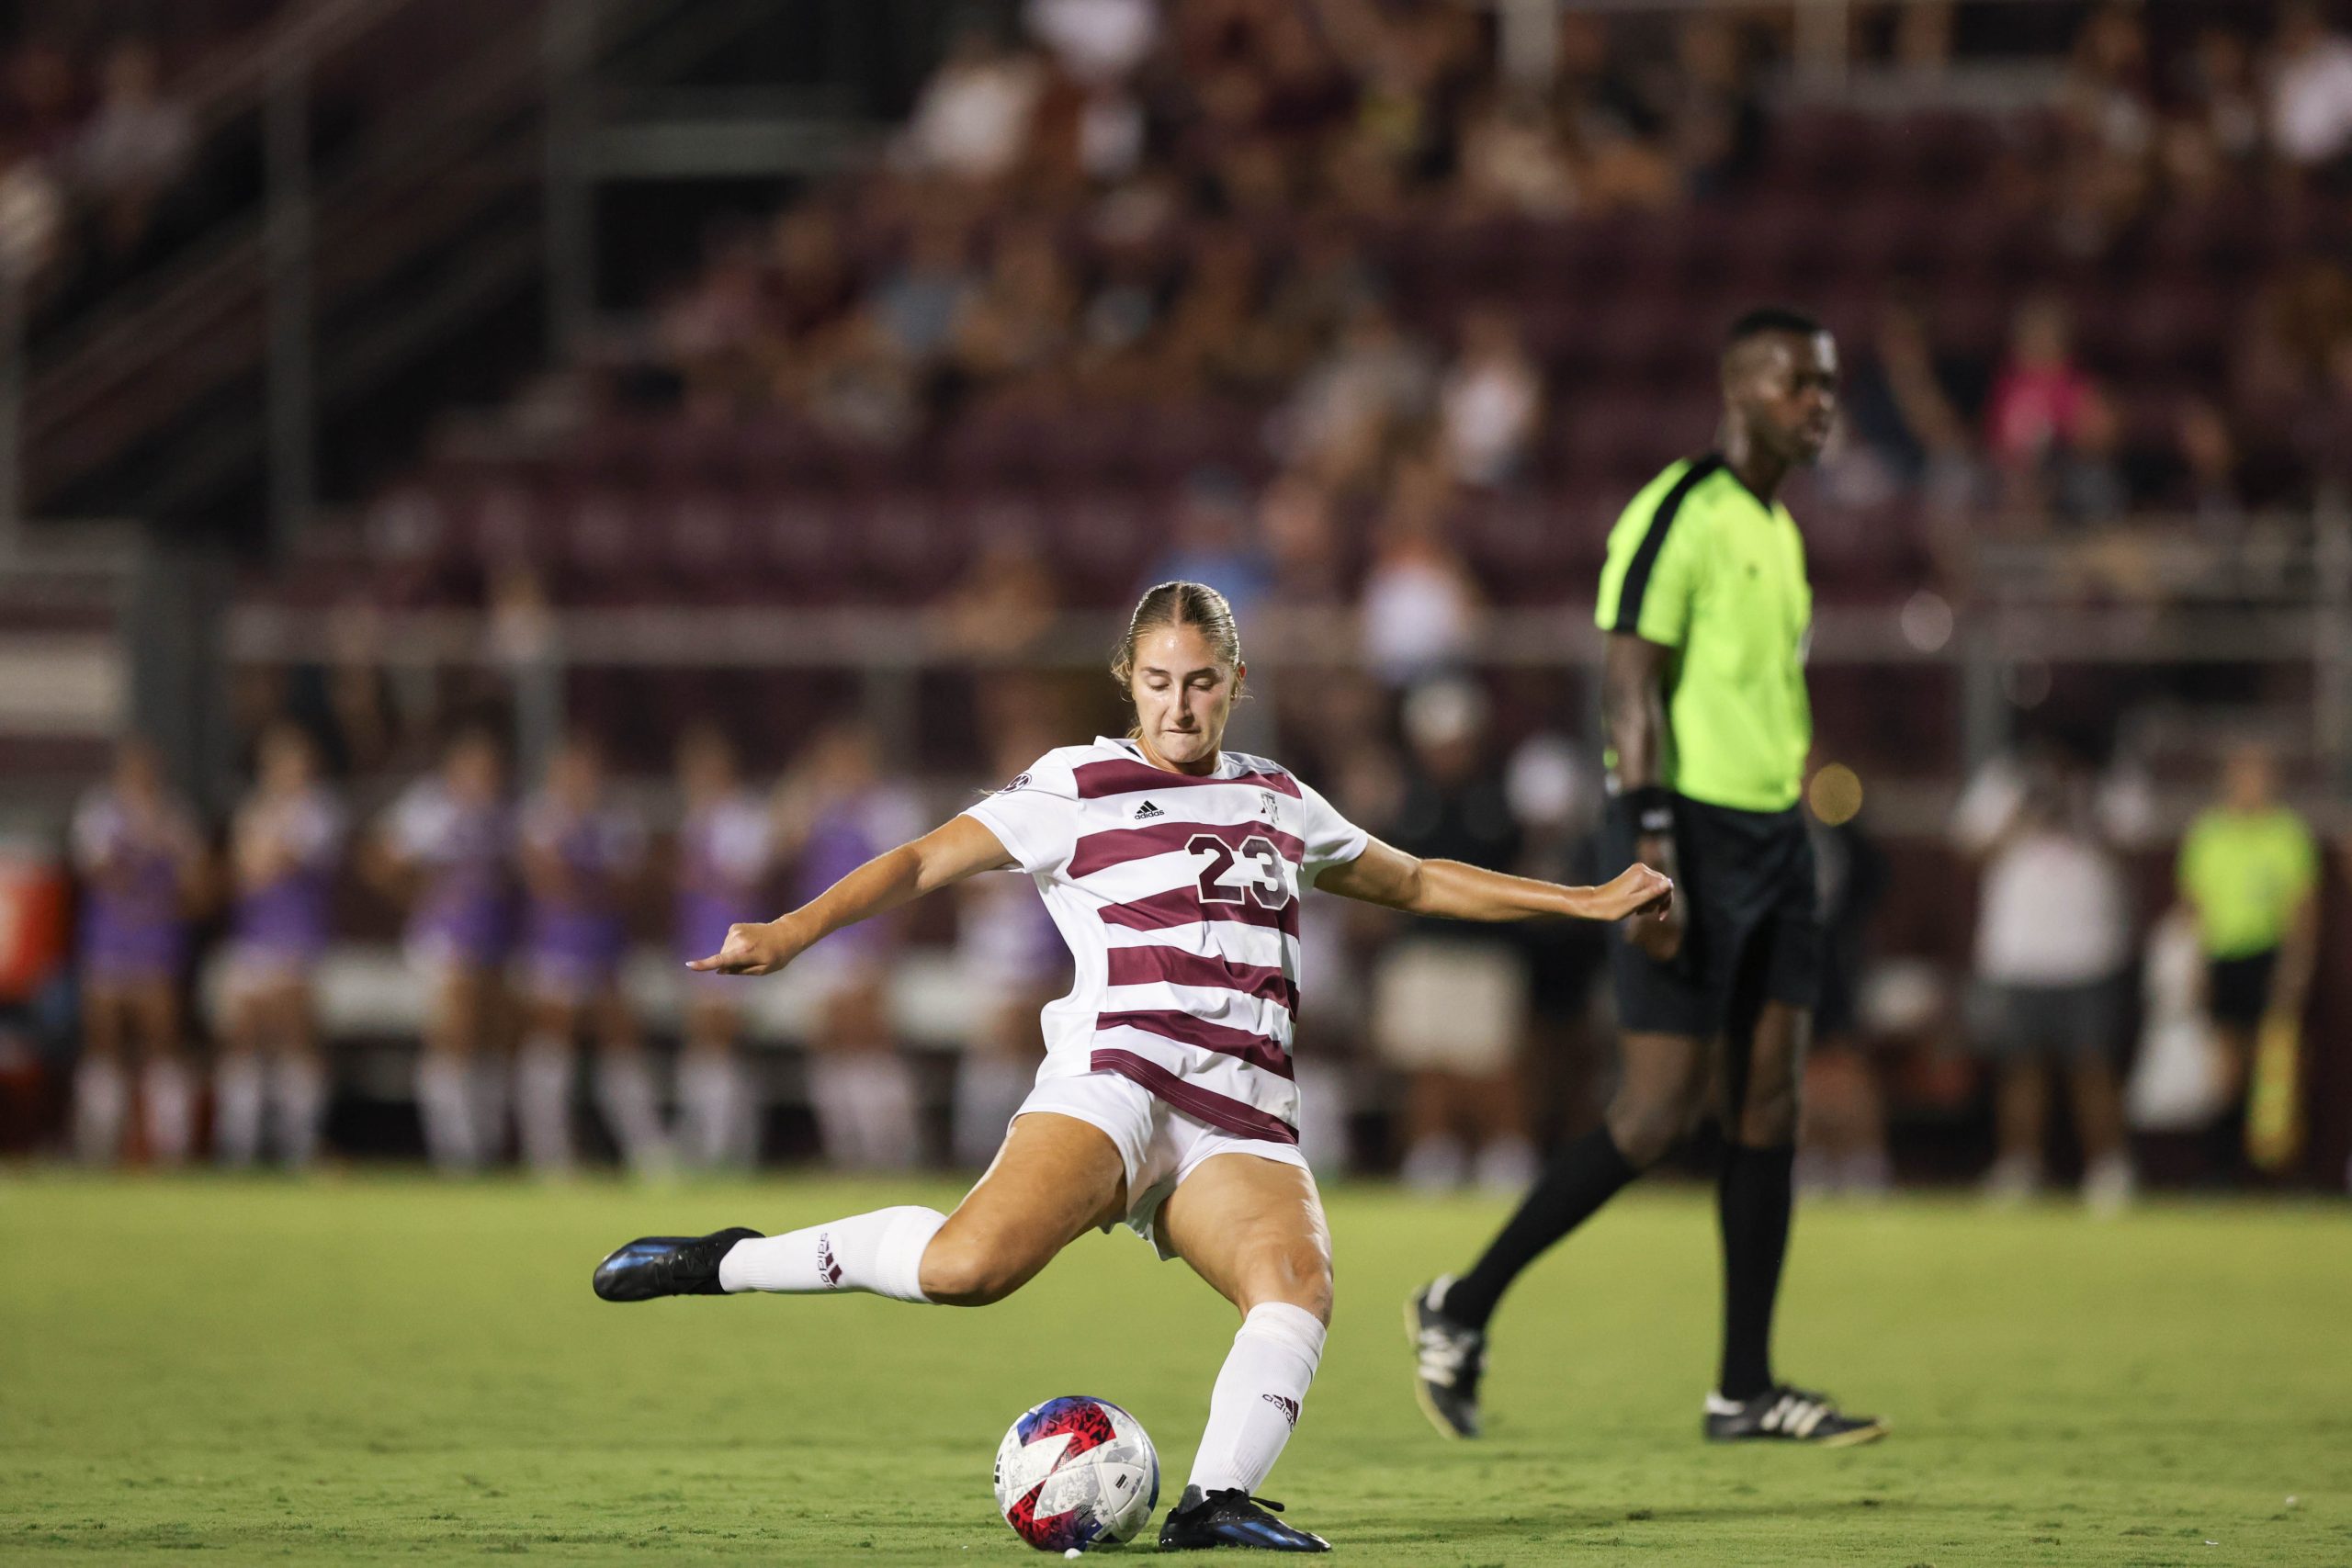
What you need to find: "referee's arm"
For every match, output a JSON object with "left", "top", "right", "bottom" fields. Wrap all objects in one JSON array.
[{"left": 1604, "top": 633, "right": 1685, "bottom": 961}]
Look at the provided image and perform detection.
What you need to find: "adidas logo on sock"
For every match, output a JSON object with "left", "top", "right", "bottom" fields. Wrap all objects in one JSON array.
[
  {"left": 1134, "top": 801, "right": 1164, "bottom": 820},
  {"left": 1262, "top": 1393, "right": 1300, "bottom": 1427}
]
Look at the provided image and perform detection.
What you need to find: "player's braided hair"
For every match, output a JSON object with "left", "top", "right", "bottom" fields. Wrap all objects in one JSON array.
[{"left": 1112, "top": 581, "right": 1245, "bottom": 706}]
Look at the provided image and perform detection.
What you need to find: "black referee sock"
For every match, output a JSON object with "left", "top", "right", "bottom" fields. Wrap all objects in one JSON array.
[
  {"left": 1442, "top": 1126, "right": 1641, "bottom": 1331},
  {"left": 1716, "top": 1142, "right": 1795, "bottom": 1402}
]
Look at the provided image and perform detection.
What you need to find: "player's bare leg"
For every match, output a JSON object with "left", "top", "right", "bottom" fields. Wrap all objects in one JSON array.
[
  {"left": 1155, "top": 1156, "right": 1333, "bottom": 1552},
  {"left": 592, "top": 1109, "right": 1124, "bottom": 1304},
  {"left": 1706, "top": 999, "right": 1884, "bottom": 1445},
  {"left": 917, "top": 1112, "right": 1127, "bottom": 1302}
]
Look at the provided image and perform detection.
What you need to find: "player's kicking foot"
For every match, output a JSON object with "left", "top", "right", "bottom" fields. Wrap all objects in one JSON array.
[
  {"left": 592, "top": 1226, "right": 762, "bottom": 1302},
  {"left": 1158, "top": 1486, "right": 1329, "bottom": 1551},
  {"left": 1404, "top": 1277, "right": 1485, "bottom": 1439},
  {"left": 1703, "top": 1385, "right": 1888, "bottom": 1446}
]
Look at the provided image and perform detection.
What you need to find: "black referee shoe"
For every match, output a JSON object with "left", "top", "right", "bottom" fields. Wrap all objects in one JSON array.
[
  {"left": 592, "top": 1226, "right": 762, "bottom": 1302},
  {"left": 1404, "top": 1277, "right": 1486, "bottom": 1439},
  {"left": 1159, "top": 1486, "right": 1329, "bottom": 1551},
  {"left": 1703, "top": 1385, "right": 1888, "bottom": 1447}
]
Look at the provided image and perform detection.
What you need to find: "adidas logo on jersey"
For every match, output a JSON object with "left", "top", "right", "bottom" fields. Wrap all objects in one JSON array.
[{"left": 1134, "top": 801, "right": 1164, "bottom": 820}]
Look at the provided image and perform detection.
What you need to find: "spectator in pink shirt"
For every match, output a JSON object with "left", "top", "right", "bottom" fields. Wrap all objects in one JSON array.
[{"left": 1985, "top": 294, "right": 2095, "bottom": 472}]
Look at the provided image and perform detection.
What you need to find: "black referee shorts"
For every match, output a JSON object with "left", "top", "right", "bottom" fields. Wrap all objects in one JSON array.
[
  {"left": 1601, "top": 795, "right": 1821, "bottom": 1040},
  {"left": 2205, "top": 948, "right": 2278, "bottom": 1031}
]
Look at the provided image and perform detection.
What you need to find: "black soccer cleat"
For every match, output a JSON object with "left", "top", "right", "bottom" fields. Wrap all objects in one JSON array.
[
  {"left": 1404, "top": 1277, "right": 1486, "bottom": 1439},
  {"left": 592, "top": 1226, "right": 762, "bottom": 1302},
  {"left": 1703, "top": 1385, "right": 1888, "bottom": 1447},
  {"left": 1158, "top": 1485, "right": 1329, "bottom": 1552}
]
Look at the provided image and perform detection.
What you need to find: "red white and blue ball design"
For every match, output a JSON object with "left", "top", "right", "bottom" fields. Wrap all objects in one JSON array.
[{"left": 992, "top": 1396, "right": 1159, "bottom": 1551}]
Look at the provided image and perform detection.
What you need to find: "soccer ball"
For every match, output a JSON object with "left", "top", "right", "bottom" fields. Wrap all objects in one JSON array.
[{"left": 992, "top": 1395, "right": 1160, "bottom": 1551}]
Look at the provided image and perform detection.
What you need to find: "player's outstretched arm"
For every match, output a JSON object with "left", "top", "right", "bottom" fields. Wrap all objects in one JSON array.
[
  {"left": 686, "top": 814, "right": 1017, "bottom": 975},
  {"left": 1316, "top": 839, "right": 1671, "bottom": 924}
]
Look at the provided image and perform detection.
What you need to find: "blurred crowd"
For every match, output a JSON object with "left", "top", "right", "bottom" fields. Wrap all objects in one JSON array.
[
  {"left": 600, "top": 0, "right": 2352, "bottom": 581},
  {"left": 16, "top": 684, "right": 2335, "bottom": 1200},
  {"left": 10, "top": 4, "right": 2352, "bottom": 1190},
  {"left": 51, "top": 716, "right": 964, "bottom": 1176},
  {"left": 0, "top": 26, "right": 212, "bottom": 315},
  {"left": 32, "top": 682, "right": 1612, "bottom": 1184}
]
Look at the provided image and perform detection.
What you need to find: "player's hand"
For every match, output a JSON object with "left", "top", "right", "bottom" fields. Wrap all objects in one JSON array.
[
  {"left": 1622, "top": 833, "right": 1682, "bottom": 959},
  {"left": 1582, "top": 863, "right": 1675, "bottom": 924},
  {"left": 685, "top": 920, "right": 800, "bottom": 976}
]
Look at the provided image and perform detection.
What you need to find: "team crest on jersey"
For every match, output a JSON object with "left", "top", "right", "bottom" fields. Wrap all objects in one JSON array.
[
  {"left": 1259, "top": 790, "right": 1280, "bottom": 822},
  {"left": 999, "top": 773, "right": 1032, "bottom": 794}
]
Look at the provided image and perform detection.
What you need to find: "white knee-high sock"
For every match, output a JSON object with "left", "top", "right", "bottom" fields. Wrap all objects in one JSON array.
[
  {"left": 515, "top": 1037, "right": 576, "bottom": 1172},
  {"left": 270, "top": 1055, "right": 329, "bottom": 1167},
  {"left": 469, "top": 1055, "right": 510, "bottom": 1162},
  {"left": 717, "top": 1204, "right": 944, "bottom": 1302},
  {"left": 74, "top": 1057, "right": 128, "bottom": 1164},
  {"left": 213, "top": 1054, "right": 266, "bottom": 1167},
  {"left": 678, "top": 1051, "right": 754, "bottom": 1169},
  {"left": 415, "top": 1055, "right": 481, "bottom": 1170},
  {"left": 1186, "top": 1303, "right": 1326, "bottom": 1495},
  {"left": 141, "top": 1057, "right": 195, "bottom": 1166},
  {"left": 593, "top": 1051, "right": 671, "bottom": 1174}
]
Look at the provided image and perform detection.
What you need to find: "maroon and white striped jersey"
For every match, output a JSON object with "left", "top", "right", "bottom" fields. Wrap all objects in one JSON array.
[{"left": 959, "top": 737, "right": 1370, "bottom": 1144}]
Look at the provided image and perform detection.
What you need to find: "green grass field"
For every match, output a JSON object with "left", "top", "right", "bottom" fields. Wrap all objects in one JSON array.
[{"left": 3, "top": 1174, "right": 2347, "bottom": 1566}]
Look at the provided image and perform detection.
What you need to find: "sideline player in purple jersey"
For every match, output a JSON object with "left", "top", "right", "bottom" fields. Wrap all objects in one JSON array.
[
  {"left": 71, "top": 737, "right": 209, "bottom": 1164},
  {"left": 515, "top": 732, "right": 665, "bottom": 1174},
  {"left": 672, "top": 723, "right": 773, "bottom": 1169},
  {"left": 774, "top": 722, "right": 925, "bottom": 1169},
  {"left": 371, "top": 727, "right": 514, "bottom": 1171},
  {"left": 594, "top": 583, "right": 1669, "bottom": 1552},
  {"left": 214, "top": 723, "right": 346, "bottom": 1168}
]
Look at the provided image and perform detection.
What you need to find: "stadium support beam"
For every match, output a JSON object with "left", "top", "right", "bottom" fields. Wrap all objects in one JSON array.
[
  {"left": 0, "top": 265, "right": 19, "bottom": 549},
  {"left": 1497, "top": 0, "right": 1558, "bottom": 91},
  {"left": 545, "top": 0, "right": 598, "bottom": 359},
  {"left": 1793, "top": 0, "right": 1851, "bottom": 95},
  {"left": 2315, "top": 485, "right": 2352, "bottom": 791},
  {"left": 264, "top": 58, "right": 314, "bottom": 556}
]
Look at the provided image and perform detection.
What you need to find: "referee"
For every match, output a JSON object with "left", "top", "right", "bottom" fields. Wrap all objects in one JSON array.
[{"left": 1408, "top": 307, "right": 1886, "bottom": 1446}]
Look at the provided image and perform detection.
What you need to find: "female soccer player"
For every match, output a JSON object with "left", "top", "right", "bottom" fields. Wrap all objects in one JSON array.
[
  {"left": 594, "top": 582, "right": 1669, "bottom": 1553},
  {"left": 214, "top": 722, "right": 346, "bottom": 1168},
  {"left": 772, "top": 721, "right": 925, "bottom": 1169},
  {"left": 515, "top": 732, "right": 662, "bottom": 1174},
  {"left": 372, "top": 727, "right": 514, "bottom": 1171},
  {"left": 71, "top": 737, "right": 208, "bottom": 1164},
  {"left": 672, "top": 723, "right": 773, "bottom": 1169}
]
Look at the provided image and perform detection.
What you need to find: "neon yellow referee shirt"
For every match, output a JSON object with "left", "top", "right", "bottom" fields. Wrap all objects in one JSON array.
[
  {"left": 1594, "top": 455, "right": 1813, "bottom": 815},
  {"left": 2177, "top": 806, "right": 2318, "bottom": 959}
]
